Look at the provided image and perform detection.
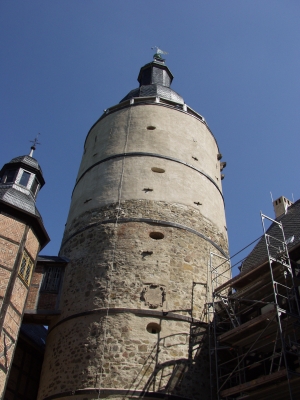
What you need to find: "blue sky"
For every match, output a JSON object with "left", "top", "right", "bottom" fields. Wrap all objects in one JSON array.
[{"left": 1, "top": 1, "right": 300, "bottom": 275}]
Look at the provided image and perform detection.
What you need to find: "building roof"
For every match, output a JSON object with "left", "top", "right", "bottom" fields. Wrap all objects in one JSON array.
[
  {"left": 0, "top": 185, "right": 41, "bottom": 218},
  {"left": 120, "top": 84, "right": 184, "bottom": 104},
  {"left": 9, "top": 155, "right": 43, "bottom": 174},
  {"left": 241, "top": 199, "right": 300, "bottom": 273}
]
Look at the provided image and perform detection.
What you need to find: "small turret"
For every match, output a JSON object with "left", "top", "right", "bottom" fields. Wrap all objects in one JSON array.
[
  {"left": 0, "top": 134, "right": 44, "bottom": 203},
  {"left": 137, "top": 59, "right": 173, "bottom": 87},
  {"left": 120, "top": 49, "right": 184, "bottom": 104}
]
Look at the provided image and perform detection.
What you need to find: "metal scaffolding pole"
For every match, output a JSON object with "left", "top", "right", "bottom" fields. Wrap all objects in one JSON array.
[
  {"left": 206, "top": 212, "right": 300, "bottom": 399},
  {"left": 208, "top": 251, "right": 231, "bottom": 400},
  {"left": 261, "top": 212, "right": 300, "bottom": 399}
]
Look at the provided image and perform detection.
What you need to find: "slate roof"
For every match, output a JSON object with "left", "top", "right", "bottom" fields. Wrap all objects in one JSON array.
[
  {"left": 9, "top": 155, "right": 43, "bottom": 175},
  {"left": 241, "top": 199, "right": 300, "bottom": 273},
  {"left": 1, "top": 155, "right": 45, "bottom": 189},
  {"left": 120, "top": 84, "right": 184, "bottom": 104},
  {"left": 0, "top": 185, "right": 41, "bottom": 218},
  {"left": 120, "top": 59, "right": 184, "bottom": 104}
]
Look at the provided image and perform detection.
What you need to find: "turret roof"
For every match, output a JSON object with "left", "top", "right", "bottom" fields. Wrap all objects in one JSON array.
[
  {"left": 9, "top": 155, "right": 43, "bottom": 175},
  {"left": 120, "top": 59, "right": 184, "bottom": 104}
]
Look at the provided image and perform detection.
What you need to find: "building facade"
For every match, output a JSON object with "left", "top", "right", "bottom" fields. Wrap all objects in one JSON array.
[
  {"left": 0, "top": 152, "right": 49, "bottom": 398},
  {"left": 37, "top": 56, "right": 229, "bottom": 400}
]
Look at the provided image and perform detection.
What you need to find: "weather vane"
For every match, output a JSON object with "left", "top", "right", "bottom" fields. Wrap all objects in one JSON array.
[
  {"left": 29, "top": 133, "right": 41, "bottom": 157},
  {"left": 151, "top": 46, "right": 168, "bottom": 61}
]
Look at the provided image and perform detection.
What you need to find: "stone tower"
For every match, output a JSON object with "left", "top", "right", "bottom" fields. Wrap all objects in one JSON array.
[
  {"left": 0, "top": 148, "right": 49, "bottom": 397},
  {"left": 38, "top": 56, "right": 229, "bottom": 400}
]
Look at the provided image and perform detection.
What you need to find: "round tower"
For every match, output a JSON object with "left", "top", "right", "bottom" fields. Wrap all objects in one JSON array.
[{"left": 38, "top": 57, "right": 229, "bottom": 400}]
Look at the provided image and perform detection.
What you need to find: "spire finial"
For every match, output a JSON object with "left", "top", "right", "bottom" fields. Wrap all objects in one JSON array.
[
  {"left": 29, "top": 133, "right": 41, "bottom": 157},
  {"left": 151, "top": 46, "right": 168, "bottom": 62}
]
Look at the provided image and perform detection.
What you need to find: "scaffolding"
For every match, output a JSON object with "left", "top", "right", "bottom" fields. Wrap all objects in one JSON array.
[{"left": 208, "top": 213, "right": 300, "bottom": 399}]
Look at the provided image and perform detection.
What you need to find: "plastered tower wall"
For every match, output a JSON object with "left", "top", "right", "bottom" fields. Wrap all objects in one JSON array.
[{"left": 38, "top": 60, "right": 229, "bottom": 400}]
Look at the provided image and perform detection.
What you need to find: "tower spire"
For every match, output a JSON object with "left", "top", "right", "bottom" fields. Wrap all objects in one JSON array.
[{"left": 29, "top": 133, "right": 41, "bottom": 157}]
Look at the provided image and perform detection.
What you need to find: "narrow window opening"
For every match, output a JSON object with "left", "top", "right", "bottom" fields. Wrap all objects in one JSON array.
[
  {"left": 147, "top": 126, "right": 156, "bottom": 130},
  {"left": 149, "top": 232, "right": 164, "bottom": 240},
  {"left": 18, "top": 252, "right": 34, "bottom": 286},
  {"left": 146, "top": 323, "right": 161, "bottom": 334},
  {"left": 151, "top": 167, "right": 165, "bottom": 173}
]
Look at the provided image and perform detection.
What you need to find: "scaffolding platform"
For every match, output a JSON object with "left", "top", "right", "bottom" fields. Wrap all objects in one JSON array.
[{"left": 208, "top": 213, "right": 300, "bottom": 399}]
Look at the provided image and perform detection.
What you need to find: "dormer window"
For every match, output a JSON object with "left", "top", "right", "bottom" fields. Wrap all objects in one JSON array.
[
  {"left": 19, "top": 170, "right": 31, "bottom": 187},
  {"left": 1, "top": 169, "right": 17, "bottom": 183}
]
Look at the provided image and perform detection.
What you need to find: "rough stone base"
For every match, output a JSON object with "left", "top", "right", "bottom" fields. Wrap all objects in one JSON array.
[{"left": 38, "top": 201, "right": 228, "bottom": 400}]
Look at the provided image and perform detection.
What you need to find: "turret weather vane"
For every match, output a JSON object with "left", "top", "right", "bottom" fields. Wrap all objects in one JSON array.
[
  {"left": 151, "top": 46, "right": 168, "bottom": 61},
  {"left": 29, "top": 133, "right": 41, "bottom": 157}
]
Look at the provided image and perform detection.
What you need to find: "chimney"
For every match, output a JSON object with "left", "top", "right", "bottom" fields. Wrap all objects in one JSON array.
[{"left": 273, "top": 196, "right": 293, "bottom": 218}]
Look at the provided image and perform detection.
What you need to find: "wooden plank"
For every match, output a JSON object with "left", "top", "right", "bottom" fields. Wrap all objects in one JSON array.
[
  {"left": 220, "top": 369, "right": 287, "bottom": 397},
  {"left": 218, "top": 309, "right": 276, "bottom": 342},
  {"left": 214, "top": 260, "right": 269, "bottom": 294}
]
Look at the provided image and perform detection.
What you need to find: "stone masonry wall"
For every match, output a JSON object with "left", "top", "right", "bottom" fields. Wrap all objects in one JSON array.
[
  {"left": 38, "top": 201, "right": 229, "bottom": 400},
  {"left": 62, "top": 200, "right": 227, "bottom": 252},
  {"left": 39, "top": 313, "right": 210, "bottom": 400}
]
